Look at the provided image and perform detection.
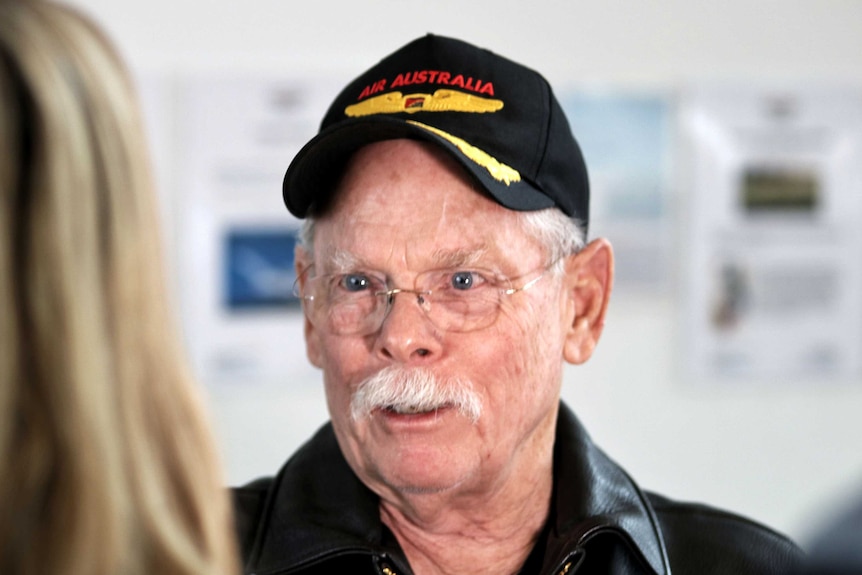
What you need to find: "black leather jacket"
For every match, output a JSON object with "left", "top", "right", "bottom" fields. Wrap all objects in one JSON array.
[{"left": 233, "top": 403, "right": 803, "bottom": 575}]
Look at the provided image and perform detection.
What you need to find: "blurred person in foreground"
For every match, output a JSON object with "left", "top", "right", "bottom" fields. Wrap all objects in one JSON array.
[
  {"left": 233, "top": 35, "right": 803, "bottom": 574},
  {"left": 800, "top": 490, "right": 862, "bottom": 575},
  {"left": 0, "top": 1, "right": 239, "bottom": 573}
]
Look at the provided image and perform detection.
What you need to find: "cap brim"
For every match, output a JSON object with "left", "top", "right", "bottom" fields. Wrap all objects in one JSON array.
[{"left": 282, "top": 116, "right": 555, "bottom": 218}]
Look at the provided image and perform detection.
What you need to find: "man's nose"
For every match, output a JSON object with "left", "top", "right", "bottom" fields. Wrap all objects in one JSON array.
[{"left": 374, "top": 289, "right": 441, "bottom": 363}]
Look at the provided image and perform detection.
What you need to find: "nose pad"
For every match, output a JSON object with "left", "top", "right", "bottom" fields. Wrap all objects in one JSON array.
[
  {"left": 378, "top": 289, "right": 433, "bottom": 329},
  {"left": 382, "top": 288, "right": 430, "bottom": 309}
]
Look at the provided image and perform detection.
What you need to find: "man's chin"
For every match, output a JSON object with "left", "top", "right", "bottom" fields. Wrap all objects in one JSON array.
[
  {"left": 377, "top": 466, "right": 470, "bottom": 498},
  {"left": 363, "top": 439, "right": 475, "bottom": 498}
]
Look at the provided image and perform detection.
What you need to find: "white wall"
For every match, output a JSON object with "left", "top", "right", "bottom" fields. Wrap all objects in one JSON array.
[{"left": 66, "top": 0, "right": 862, "bottom": 547}]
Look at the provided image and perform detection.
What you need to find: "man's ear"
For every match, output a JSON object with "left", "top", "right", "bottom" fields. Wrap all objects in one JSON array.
[
  {"left": 295, "top": 247, "right": 323, "bottom": 368},
  {"left": 562, "top": 238, "right": 614, "bottom": 365}
]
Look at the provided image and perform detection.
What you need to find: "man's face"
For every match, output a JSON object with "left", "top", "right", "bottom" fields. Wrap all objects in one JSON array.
[{"left": 301, "top": 139, "right": 571, "bottom": 500}]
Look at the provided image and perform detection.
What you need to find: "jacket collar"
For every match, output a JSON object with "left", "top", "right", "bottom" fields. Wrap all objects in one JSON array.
[
  {"left": 247, "top": 425, "right": 395, "bottom": 574},
  {"left": 545, "top": 404, "right": 669, "bottom": 574},
  {"left": 247, "top": 402, "right": 669, "bottom": 575}
]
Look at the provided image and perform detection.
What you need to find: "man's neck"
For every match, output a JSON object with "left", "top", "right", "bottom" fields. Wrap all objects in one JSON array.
[{"left": 378, "top": 445, "right": 554, "bottom": 575}]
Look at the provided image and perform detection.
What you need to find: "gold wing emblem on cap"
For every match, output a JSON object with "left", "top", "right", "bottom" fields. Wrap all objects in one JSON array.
[
  {"left": 407, "top": 120, "right": 521, "bottom": 186},
  {"left": 345, "top": 89, "right": 503, "bottom": 117}
]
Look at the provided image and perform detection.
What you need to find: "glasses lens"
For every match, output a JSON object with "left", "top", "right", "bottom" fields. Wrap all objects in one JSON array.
[
  {"left": 301, "top": 274, "right": 385, "bottom": 335},
  {"left": 417, "top": 269, "right": 504, "bottom": 332},
  {"left": 327, "top": 294, "right": 380, "bottom": 334}
]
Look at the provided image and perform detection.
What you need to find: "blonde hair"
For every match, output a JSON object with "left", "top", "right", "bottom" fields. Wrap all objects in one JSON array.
[{"left": 0, "top": 2, "right": 239, "bottom": 574}]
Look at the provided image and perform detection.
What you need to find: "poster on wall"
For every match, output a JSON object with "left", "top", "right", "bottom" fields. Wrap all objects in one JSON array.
[
  {"left": 561, "top": 91, "right": 674, "bottom": 292},
  {"left": 680, "top": 85, "right": 862, "bottom": 383},
  {"left": 176, "top": 74, "right": 343, "bottom": 386}
]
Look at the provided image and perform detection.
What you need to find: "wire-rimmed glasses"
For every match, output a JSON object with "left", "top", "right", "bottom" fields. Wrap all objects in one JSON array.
[{"left": 293, "top": 261, "right": 557, "bottom": 336}]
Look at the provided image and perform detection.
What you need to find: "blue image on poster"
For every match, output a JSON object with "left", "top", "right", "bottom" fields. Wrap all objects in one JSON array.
[{"left": 224, "top": 228, "right": 300, "bottom": 309}]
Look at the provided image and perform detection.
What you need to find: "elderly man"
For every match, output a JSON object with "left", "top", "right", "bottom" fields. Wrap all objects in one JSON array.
[{"left": 233, "top": 35, "right": 802, "bottom": 575}]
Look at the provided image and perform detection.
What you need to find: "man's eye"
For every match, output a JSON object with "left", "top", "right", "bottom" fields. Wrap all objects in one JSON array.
[
  {"left": 340, "top": 274, "right": 372, "bottom": 292},
  {"left": 450, "top": 271, "right": 486, "bottom": 291}
]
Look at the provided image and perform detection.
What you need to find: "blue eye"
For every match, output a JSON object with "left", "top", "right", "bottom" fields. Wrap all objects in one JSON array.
[
  {"left": 341, "top": 274, "right": 371, "bottom": 292},
  {"left": 451, "top": 271, "right": 476, "bottom": 290}
]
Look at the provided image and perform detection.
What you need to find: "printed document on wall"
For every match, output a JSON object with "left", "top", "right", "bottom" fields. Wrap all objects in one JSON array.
[{"left": 680, "top": 86, "right": 862, "bottom": 383}]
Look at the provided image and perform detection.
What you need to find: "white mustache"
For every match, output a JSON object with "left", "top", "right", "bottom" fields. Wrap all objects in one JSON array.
[{"left": 350, "top": 366, "right": 482, "bottom": 423}]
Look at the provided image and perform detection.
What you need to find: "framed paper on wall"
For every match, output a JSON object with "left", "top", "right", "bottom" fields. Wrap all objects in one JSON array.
[{"left": 679, "top": 85, "right": 862, "bottom": 383}]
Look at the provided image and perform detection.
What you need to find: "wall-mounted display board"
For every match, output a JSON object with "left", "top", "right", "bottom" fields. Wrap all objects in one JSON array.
[
  {"left": 562, "top": 91, "right": 674, "bottom": 293},
  {"left": 176, "top": 74, "right": 343, "bottom": 385},
  {"left": 679, "top": 86, "right": 862, "bottom": 383}
]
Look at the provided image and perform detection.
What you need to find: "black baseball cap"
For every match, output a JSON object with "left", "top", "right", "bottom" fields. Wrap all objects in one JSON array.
[{"left": 282, "top": 34, "right": 589, "bottom": 231}]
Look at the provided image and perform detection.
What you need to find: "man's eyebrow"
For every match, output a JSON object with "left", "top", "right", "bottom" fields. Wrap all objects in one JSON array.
[
  {"left": 319, "top": 249, "right": 365, "bottom": 273},
  {"left": 318, "top": 247, "right": 491, "bottom": 272},
  {"left": 429, "top": 248, "right": 489, "bottom": 268}
]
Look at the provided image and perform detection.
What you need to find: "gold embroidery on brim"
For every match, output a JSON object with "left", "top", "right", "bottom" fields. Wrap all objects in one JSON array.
[
  {"left": 407, "top": 120, "right": 521, "bottom": 186},
  {"left": 345, "top": 89, "right": 503, "bottom": 117}
]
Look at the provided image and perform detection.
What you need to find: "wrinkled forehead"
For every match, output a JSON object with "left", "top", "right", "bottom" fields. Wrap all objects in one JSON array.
[
  {"left": 311, "top": 213, "right": 538, "bottom": 268},
  {"left": 302, "top": 140, "right": 550, "bottom": 272},
  {"left": 314, "top": 245, "right": 493, "bottom": 275},
  {"left": 318, "top": 139, "right": 492, "bottom": 216}
]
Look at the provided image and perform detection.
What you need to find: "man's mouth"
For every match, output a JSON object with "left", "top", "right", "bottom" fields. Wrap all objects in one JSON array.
[{"left": 383, "top": 404, "right": 448, "bottom": 416}]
